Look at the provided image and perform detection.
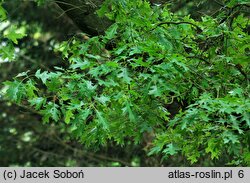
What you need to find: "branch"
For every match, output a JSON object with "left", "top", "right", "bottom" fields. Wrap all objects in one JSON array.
[
  {"left": 153, "top": 21, "right": 202, "bottom": 32},
  {"left": 16, "top": 102, "right": 42, "bottom": 116},
  {"left": 54, "top": 0, "right": 112, "bottom": 35},
  {"left": 235, "top": 64, "right": 249, "bottom": 81},
  {"left": 219, "top": 3, "right": 250, "bottom": 24},
  {"left": 186, "top": 56, "right": 210, "bottom": 65},
  {"left": 0, "top": 98, "right": 41, "bottom": 116}
]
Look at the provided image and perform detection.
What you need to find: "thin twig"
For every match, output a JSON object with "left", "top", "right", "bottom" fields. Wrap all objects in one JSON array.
[
  {"left": 152, "top": 21, "right": 202, "bottom": 32},
  {"left": 186, "top": 56, "right": 210, "bottom": 65}
]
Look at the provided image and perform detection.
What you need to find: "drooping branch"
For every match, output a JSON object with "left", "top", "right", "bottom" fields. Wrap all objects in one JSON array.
[{"left": 153, "top": 21, "right": 202, "bottom": 32}]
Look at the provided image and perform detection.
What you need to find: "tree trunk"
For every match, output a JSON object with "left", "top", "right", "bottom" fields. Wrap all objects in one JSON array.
[{"left": 55, "top": 0, "right": 112, "bottom": 36}]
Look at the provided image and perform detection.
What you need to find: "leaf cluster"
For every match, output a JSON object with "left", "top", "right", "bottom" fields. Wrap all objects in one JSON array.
[{"left": 3, "top": 0, "right": 250, "bottom": 165}]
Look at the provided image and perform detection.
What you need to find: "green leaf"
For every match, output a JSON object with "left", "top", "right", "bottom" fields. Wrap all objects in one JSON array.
[
  {"left": 4, "top": 80, "right": 23, "bottom": 103},
  {"left": 243, "top": 152, "right": 250, "bottom": 166},
  {"left": 122, "top": 100, "right": 136, "bottom": 122},
  {"left": 106, "top": 61, "right": 119, "bottom": 68},
  {"left": 68, "top": 100, "right": 84, "bottom": 111},
  {"left": 148, "top": 85, "right": 162, "bottom": 97},
  {"left": 56, "top": 41, "right": 69, "bottom": 58},
  {"left": 0, "top": 5, "right": 7, "bottom": 20},
  {"left": 163, "top": 143, "right": 179, "bottom": 156},
  {"left": 70, "top": 58, "right": 90, "bottom": 70},
  {"left": 148, "top": 146, "right": 163, "bottom": 156},
  {"left": 15, "top": 71, "right": 30, "bottom": 78},
  {"left": 79, "top": 109, "right": 92, "bottom": 121},
  {"left": 86, "top": 81, "right": 96, "bottom": 91},
  {"left": 35, "top": 69, "right": 50, "bottom": 84},
  {"left": 65, "top": 110, "right": 74, "bottom": 124},
  {"left": 228, "top": 88, "right": 243, "bottom": 97},
  {"left": 28, "top": 97, "right": 46, "bottom": 110},
  {"left": 187, "top": 152, "right": 200, "bottom": 164},
  {"left": 46, "top": 77, "right": 62, "bottom": 92},
  {"left": 105, "top": 23, "right": 119, "bottom": 39},
  {"left": 41, "top": 102, "right": 60, "bottom": 123},
  {"left": 118, "top": 68, "right": 132, "bottom": 84},
  {"left": 242, "top": 112, "right": 250, "bottom": 128},
  {"left": 96, "top": 95, "right": 110, "bottom": 105},
  {"left": 205, "top": 139, "right": 220, "bottom": 160},
  {"left": 96, "top": 2, "right": 109, "bottom": 17},
  {"left": 171, "top": 58, "right": 189, "bottom": 72},
  {"left": 0, "top": 42, "right": 15, "bottom": 60},
  {"left": 222, "top": 131, "right": 239, "bottom": 144},
  {"left": 114, "top": 45, "right": 127, "bottom": 55},
  {"left": 25, "top": 80, "right": 37, "bottom": 98},
  {"left": 4, "top": 26, "right": 26, "bottom": 44},
  {"left": 96, "top": 110, "right": 109, "bottom": 130},
  {"left": 129, "top": 46, "right": 142, "bottom": 56}
]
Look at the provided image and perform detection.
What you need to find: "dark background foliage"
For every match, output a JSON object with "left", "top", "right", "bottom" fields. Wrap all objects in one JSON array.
[{"left": 0, "top": 0, "right": 249, "bottom": 166}]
